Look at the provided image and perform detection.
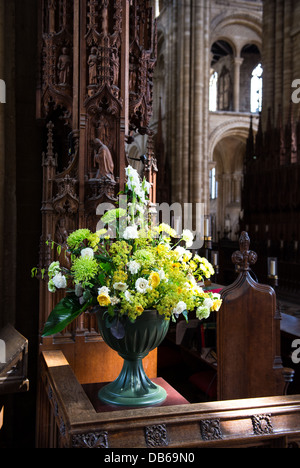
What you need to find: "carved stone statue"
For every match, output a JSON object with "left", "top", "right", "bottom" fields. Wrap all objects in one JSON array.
[
  {"left": 93, "top": 138, "right": 115, "bottom": 181},
  {"left": 57, "top": 47, "right": 72, "bottom": 85}
]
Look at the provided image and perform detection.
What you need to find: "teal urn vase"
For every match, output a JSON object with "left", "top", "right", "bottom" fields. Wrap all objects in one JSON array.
[{"left": 96, "top": 309, "right": 170, "bottom": 407}]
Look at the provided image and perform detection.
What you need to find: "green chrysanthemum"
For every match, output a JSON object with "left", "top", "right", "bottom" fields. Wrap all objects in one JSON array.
[
  {"left": 101, "top": 208, "right": 127, "bottom": 225},
  {"left": 71, "top": 256, "right": 99, "bottom": 287},
  {"left": 67, "top": 229, "right": 91, "bottom": 250},
  {"left": 134, "top": 249, "right": 155, "bottom": 268}
]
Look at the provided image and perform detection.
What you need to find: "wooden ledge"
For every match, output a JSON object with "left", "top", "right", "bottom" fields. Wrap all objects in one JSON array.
[{"left": 40, "top": 350, "right": 300, "bottom": 448}]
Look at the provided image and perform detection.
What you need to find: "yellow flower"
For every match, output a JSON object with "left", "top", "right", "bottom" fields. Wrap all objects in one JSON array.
[
  {"left": 97, "top": 293, "right": 111, "bottom": 306},
  {"left": 136, "top": 305, "right": 144, "bottom": 315},
  {"left": 158, "top": 223, "right": 176, "bottom": 237},
  {"left": 149, "top": 271, "right": 160, "bottom": 288},
  {"left": 113, "top": 269, "right": 128, "bottom": 283},
  {"left": 211, "top": 299, "right": 222, "bottom": 311},
  {"left": 156, "top": 244, "right": 169, "bottom": 255},
  {"left": 88, "top": 232, "right": 101, "bottom": 248}
]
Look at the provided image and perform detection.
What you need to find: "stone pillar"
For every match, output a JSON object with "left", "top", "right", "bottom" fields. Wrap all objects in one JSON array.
[
  {"left": 190, "top": 0, "right": 210, "bottom": 210},
  {"left": 233, "top": 57, "right": 244, "bottom": 112},
  {"left": 261, "top": 0, "right": 275, "bottom": 126},
  {"left": 262, "top": 0, "right": 300, "bottom": 125}
]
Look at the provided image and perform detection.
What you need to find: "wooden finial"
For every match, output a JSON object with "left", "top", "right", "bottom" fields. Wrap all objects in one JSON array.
[{"left": 231, "top": 231, "right": 257, "bottom": 271}]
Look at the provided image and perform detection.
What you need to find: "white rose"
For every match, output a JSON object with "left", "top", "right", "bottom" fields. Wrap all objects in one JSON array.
[
  {"left": 122, "top": 225, "right": 139, "bottom": 240},
  {"left": 52, "top": 273, "right": 67, "bottom": 289},
  {"left": 98, "top": 286, "right": 110, "bottom": 295},
  {"left": 81, "top": 247, "right": 94, "bottom": 259},
  {"left": 127, "top": 260, "right": 141, "bottom": 274},
  {"left": 135, "top": 277, "right": 150, "bottom": 294},
  {"left": 172, "top": 301, "right": 187, "bottom": 316},
  {"left": 203, "top": 297, "right": 214, "bottom": 309}
]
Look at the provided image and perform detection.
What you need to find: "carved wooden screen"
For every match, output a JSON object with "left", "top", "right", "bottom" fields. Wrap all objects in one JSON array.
[{"left": 36, "top": 0, "right": 157, "bottom": 385}]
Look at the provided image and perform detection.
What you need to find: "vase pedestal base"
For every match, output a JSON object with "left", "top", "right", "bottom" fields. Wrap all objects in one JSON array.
[
  {"left": 98, "top": 380, "right": 167, "bottom": 407},
  {"left": 97, "top": 358, "right": 167, "bottom": 407}
]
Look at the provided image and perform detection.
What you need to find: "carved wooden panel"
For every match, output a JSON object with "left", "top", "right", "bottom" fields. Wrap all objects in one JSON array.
[
  {"left": 37, "top": 0, "right": 157, "bottom": 341},
  {"left": 39, "top": 350, "right": 300, "bottom": 448},
  {"left": 36, "top": 2, "right": 158, "bottom": 445}
]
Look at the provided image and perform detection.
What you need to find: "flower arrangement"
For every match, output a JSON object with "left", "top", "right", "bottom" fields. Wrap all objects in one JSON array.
[{"left": 38, "top": 166, "right": 222, "bottom": 338}]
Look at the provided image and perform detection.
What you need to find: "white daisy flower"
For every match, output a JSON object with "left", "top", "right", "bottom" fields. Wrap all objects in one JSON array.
[{"left": 135, "top": 277, "right": 150, "bottom": 294}]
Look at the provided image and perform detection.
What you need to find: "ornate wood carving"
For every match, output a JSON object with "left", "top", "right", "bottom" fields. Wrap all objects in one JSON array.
[
  {"left": 40, "top": 350, "right": 300, "bottom": 448},
  {"left": 37, "top": 0, "right": 157, "bottom": 338},
  {"left": 200, "top": 419, "right": 223, "bottom": 441},
  {"left": 251, "top": 414, "right": 273, "bottom": 435},
  {"left": 36, "top": 0, "right": 158, "bottom": 445},
  {"left": 231, "top": 231, "right": 258, "bottom": 271},
  {"left": 144, "top": 424, "right": 169, "bottom": 447},
  {"left": 128, "top": 1, "right": 156, "bottom": 135},
  {"left": 72, "top": 431, "right": 109, "bottom": 448}
]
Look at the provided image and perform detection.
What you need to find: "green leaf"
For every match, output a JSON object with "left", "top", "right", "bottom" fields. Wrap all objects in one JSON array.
[
  {"left": 182, "top": 310, "right": 189, "bottom": 323},
  {"left": 31, "top": 267, "right": 37, "bottom": 278},
  {"left": 94, "top": 254, "right": 112, "bottom": 263},
  {"left": 42, "top": 295, "right": 84, "bottom": 337}
]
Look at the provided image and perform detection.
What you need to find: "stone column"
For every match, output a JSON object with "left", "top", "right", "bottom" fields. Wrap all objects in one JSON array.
[
  {"left": 233, "top": 57, "right": 244, "bottom": 112},
  {"left": 262, "top": 0, "right": 275, "bottom": 126},
  {"left": 191, "top": 0, "right": 210, "bottom": 209}
]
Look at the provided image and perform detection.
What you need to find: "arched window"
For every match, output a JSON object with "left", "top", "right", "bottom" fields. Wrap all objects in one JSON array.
[
  {"left": 210, "top": 40, "right": 234, "bottom": 111},
  {"left": 209, "top": 167, "right": 218, "bottom": 200},
  {"left": 251, "top": 63, "right": 262, "bottom": 113}
]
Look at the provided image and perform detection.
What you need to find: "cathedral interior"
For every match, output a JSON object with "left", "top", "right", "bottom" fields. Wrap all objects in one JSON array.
[{"left": 1, "top": 0, "right": 300, "bottom": 449}]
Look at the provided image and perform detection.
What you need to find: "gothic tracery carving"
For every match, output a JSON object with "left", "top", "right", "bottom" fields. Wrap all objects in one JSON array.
[{"left": 38, "top": 0, "right": 157, "bottom": 339}]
